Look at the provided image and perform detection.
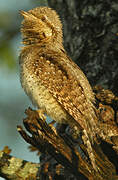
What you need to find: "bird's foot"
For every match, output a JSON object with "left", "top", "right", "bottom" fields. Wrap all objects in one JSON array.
[{"left": 36, "top": 109, "right": 46, "bottom": 121}]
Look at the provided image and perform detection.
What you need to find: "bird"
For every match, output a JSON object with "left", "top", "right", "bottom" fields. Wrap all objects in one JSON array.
[{"left": 19, "top": 6, "right": 99, "bottom": 170}]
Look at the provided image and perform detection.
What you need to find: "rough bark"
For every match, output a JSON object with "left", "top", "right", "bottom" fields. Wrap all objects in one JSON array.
[
  {"left": 0, "top": 149, "right": 40, "bottom": 179},
  {"left": 48, "top": 0, "right": 118, "bottom": 95},
  {"left": 0, "top": 88, "right": 118, "bottom": 179},
  {"left": 17, "top": 88, "right": 118, "bottom": 180}
]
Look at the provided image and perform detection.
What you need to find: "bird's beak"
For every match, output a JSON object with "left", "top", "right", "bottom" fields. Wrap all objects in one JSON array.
[
  {"left": 19, "top": 10, "right": 38, "bottom": 21},
  {"left": 19, "top": 10, "right": 30, "bottom": 18}
]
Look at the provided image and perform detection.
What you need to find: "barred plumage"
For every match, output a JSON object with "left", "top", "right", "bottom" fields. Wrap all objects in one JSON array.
[{"left": 20, "top": 7, "right": 99, "bottom": 170}]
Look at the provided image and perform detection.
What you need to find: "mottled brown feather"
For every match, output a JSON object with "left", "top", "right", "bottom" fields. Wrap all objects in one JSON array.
[{"left": 19, "top": 7, "right": 99, "bottom": 143}]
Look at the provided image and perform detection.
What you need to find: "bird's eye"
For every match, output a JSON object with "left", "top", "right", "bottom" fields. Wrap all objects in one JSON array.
[
  {"left": 43, "top": 32, "right": 46, "bottom": 37},
  {"left": 41, "top": 16, "right": 46, "bottom": 21}
]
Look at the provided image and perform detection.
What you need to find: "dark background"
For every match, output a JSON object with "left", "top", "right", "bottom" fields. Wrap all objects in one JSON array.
[{"left": 49, "top": 0, "right": 118, "bottom": 95}]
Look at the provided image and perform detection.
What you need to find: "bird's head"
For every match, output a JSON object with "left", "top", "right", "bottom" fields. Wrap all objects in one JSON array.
[{"left": 20, "top": 7, "right": 63, "bottom": 46}]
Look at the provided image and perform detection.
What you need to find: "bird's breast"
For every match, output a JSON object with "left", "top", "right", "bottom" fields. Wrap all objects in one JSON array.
[{"left": 20, "top": 62, "right": 70, "bottom": 124}]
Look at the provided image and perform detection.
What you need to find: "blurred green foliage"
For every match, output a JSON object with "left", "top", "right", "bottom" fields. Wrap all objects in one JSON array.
[
  {"left": 0, "top": 41, "right": 16, "bottom": 69},
  {"left": 0, "top": 11, "right": 19, "bottom": 70},
  {"left": 0, "top": 0, "right": 48, "bottom": 71}
]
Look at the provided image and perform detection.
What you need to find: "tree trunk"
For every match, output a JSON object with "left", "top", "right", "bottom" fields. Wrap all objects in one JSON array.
[{"left": 48, "top": 0, "right": 118, "bottom": 95}]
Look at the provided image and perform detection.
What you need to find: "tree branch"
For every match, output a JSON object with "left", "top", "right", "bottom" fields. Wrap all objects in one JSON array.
[{"left": 0, "top": 149, "right": 40, "bottom": 179}]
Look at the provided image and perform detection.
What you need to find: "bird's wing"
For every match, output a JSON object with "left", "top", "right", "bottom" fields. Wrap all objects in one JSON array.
[{"left": 32, "top": 49, "right": 98, "bottom": 137}]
